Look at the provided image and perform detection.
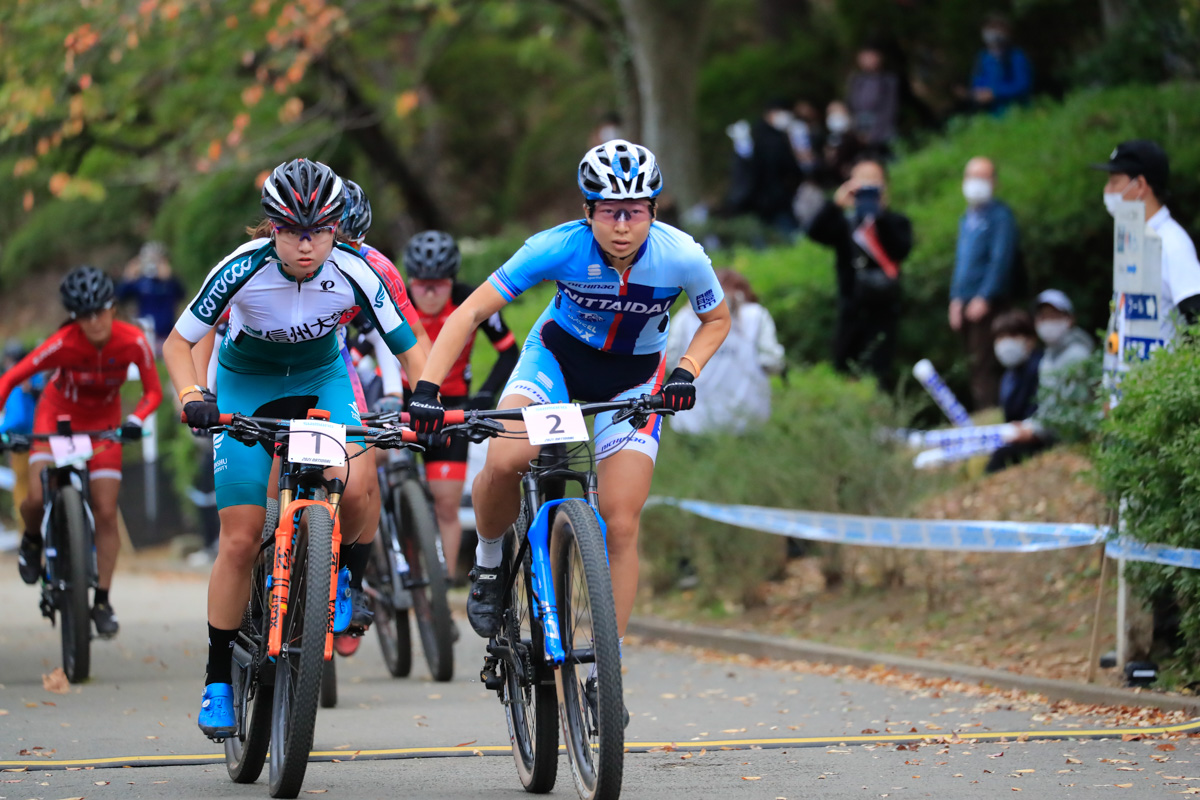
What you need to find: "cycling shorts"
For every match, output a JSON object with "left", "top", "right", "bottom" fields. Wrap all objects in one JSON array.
[
  {"left": 213, "top": 359, "right": 363, "bottom": 509},
  {"left": 500, "top": 319, "right": 665, "bottom": 463},
  {"left": 28, "top": 397, "right": 123, "bottom": 480},
  {"left": 423, "top": 396, "right": 469, "bottom": 481}
]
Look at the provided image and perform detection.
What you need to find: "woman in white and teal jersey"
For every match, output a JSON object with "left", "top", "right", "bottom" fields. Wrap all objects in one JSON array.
[{"left": 162, "top": 158, "right": 426, "bottom": 739}]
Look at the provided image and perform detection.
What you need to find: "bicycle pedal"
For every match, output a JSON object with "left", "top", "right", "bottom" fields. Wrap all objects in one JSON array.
[{"left": 481, "top": 656, "right": 503, "bottom": 690}]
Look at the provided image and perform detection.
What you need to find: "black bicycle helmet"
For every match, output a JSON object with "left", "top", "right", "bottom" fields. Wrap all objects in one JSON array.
[
  {"left": 340, "top": 180, "right": 373, "bottom": 242},
  {"left": 260, "top": 158, "right": 346, "bottom": 228},
  {"left": 60, "top": 266, "right": 115, "bottom": 316},
  {"left": 403, "top": 231, "right": 461, "bottom": 280}
]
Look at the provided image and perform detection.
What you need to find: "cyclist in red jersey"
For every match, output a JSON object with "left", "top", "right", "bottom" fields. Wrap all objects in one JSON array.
[
  {"left": 0, "top": 267, "right": 162, "bottom": 637},
  {"left": 403, "top": 231, "right": 519, "bottom": 584}
]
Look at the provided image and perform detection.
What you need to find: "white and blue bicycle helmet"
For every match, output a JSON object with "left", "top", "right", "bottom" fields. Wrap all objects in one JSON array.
[{"left": 577, "top": 139, "right": 663, "bottom": 201}]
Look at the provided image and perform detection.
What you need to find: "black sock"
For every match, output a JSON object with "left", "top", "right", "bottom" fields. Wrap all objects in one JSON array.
[
  {"left": 94, "top": 588, "right": 109, "bottom": 607},
  {"left": 205, "top": 624, "right": 238, "bottom": 685},
  {"left": 346, "top": 542, "right": 371, "bottom": 591},
  {"left": 21, "top": 529, "right": 39, "bottom": 548}
]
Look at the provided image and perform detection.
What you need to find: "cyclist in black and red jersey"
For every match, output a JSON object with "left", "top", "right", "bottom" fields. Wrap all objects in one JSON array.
[{"left": 403, "top": 231, "right": 519, "bottom": 584}]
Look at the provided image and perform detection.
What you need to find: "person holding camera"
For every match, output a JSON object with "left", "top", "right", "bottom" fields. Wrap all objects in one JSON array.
[{"left": 806, "top": 157, "right": 913, "bottom": 386}]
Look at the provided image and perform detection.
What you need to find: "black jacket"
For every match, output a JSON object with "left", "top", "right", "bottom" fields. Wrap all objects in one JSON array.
[{"left": 807, "top": 200, "right": 913, "bottom": 303}]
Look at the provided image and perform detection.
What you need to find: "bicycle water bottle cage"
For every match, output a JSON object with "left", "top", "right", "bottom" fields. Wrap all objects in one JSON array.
[{"left": 307, "top": 408, "right": 331, "bottom": 421}]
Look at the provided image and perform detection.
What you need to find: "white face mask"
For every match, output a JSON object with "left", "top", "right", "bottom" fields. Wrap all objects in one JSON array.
[
  {"left": 963, "top": 177, "right": 992, "bottom": 205},
  {"left": 1035, "top": 319, "right": 1071, "bottom": 345},
  {"left": 994, "top": 337, "right": 1031, "bottom": 368},
  {"left": 826, "top": 113, "right": 850, "bottom": 134},
  {"left": 767, "top": 111, "right": 793, "bottom": 131},
  {"left": 1103, "top": 178, "right": 1139, "bottom": 218}
]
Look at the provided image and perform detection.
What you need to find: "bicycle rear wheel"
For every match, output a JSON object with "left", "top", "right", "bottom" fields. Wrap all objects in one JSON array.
[
  {"left": 226, "top": 531, "right": 274, "bottom": 783},
  {"left": 397, "top": 480, "right": 454, "bottom": 682},
  {"left": 552, "top": 499, "right": 623, "bottom": 800},
  {"left": 503, "top": 509, "right": 558, "bottom": 794},
  {"left": 56, "top": 487, "right": 92, "bottom": 684},
  {"left": 368, "top": 494, "right": 412, "bottom": 677},
  {"left": 268, "top": 501, "right": 333, "bottom": 798}
]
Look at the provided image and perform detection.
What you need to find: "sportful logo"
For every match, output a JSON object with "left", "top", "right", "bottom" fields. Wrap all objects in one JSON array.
[
  {"left": 195, "top": 257, "right": 256, "bottom": 322},
  {"left": 587, "top": 264, "right": 603, "bottom": 278}
]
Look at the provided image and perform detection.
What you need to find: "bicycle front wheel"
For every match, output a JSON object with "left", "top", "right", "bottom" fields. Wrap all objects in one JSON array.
[
  {"left": 504, "top": 509, "right": 558, "bottom": 794},
  {"left": 268, "top": 502, "right": 333, "bottom": 798},
  {"left": 397, "top": 480, "right": 454, "bottom": 682},
  {"left": 56, "top": 487, "right": 92, "bottom": 684},
  {"left": 552, "top": 499, "right": 624, "bottom": 800}
]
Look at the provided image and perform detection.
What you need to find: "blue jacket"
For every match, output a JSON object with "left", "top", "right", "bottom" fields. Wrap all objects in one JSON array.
[
  {"left": 0, "top": 374, "right": 43, "bottom": 435},
  {"left": 951, "top": 200, "right": 1019, "bottom": 302},
  {"left": 971, "top": 47, "right": 1032, "bottom": 113}
]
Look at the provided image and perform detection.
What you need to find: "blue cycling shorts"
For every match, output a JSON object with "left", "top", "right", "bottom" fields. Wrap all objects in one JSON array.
[
  {"left": 500, "top": 317, "right": 666, "bottom": 463},
  {"left": 213, "top": 359, "right": 363, "bottom": 509}
]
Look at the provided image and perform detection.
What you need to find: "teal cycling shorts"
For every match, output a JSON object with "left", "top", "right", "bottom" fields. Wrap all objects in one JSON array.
[{"left": 213, "top": 358, "right": 363, "bottom": 509}]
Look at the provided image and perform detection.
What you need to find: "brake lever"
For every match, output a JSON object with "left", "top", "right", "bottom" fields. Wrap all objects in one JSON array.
[{"left": 445, "top": 418, "right": 505, "bottom": 444}]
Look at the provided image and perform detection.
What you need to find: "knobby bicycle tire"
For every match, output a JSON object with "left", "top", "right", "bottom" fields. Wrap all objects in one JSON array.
[
  {"left": 268, "top": 499, "right": 333, "bottom": 798},
  {"left": 368, "top": 527, "right": 412, "bottom": 678},
  {"left": 552, "top": 499, "right": 624, "bottom": 800},
  {"left": 398, "top": 480, "right": 454, "bottom": 682},
  {"left": 57, "top": 486, "right": 92, "bottom": 684},
  {"left": 504, "top": 508, "right": 558, "bottom": 794}
]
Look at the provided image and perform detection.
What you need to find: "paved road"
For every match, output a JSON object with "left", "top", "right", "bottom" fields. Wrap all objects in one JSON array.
[{"left": 2, "top": 564, "right": 1199, "bottom": 799}]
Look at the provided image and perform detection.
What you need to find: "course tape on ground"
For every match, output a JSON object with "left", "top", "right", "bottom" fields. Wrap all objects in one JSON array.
[
  {"left": 6, "top": 719, "right": 1200, "bottom": 770},
  {"left": 648, "top": 497, "right": 1200, "bottom": 569}
]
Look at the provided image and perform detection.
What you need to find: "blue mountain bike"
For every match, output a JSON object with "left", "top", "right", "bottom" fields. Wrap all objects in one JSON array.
[{"left": 444, "top": 393, "right": 665, "bottom": 800}]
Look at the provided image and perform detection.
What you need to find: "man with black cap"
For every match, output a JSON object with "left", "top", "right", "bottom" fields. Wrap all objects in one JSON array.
[{"left": 1095, "top": 139, "right": 1200, "bottom": 338}]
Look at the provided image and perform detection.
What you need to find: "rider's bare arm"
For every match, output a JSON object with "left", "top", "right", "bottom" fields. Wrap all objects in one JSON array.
[{"left": 417, "top": 282, "right": 509, "bottom": 389}]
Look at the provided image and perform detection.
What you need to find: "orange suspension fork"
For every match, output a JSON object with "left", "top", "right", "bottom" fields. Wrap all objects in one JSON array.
[{"left": 267, "top": 494, "right": 342, "bottom": 660}]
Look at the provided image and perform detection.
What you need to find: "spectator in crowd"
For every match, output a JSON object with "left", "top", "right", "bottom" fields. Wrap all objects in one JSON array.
[
  {"left": 786, "top": 104, "right": 818, "bottom": 177},
  {"left": 984, "top": 309, "right": 1042, "bottom": 472},
  {"left": 0, "top": 340, "right": 41, "bottom": 512},
  {"left": 805, "top": 157, "right": 913, "bottom": 386},
  {"left": 1094, "top": 140, "right": 1200, "bottom": 339},
  {"left": 723, "top": 100, "right": 803, "bottom": 235},
  {"left": 820, "top": 100, "right": 862, "bottom": 187},
  {"left": 950, "top": 156, "right": 1020, "bottom": 410},
  {"left": 588, "top": 111, "right": 623, "bottom": 148},
  {"left": 847, "top": 44, "right": 899, "bottom": 156},
  {"left": 666, "top": 269, "right": 785, "bottom": 436},
  {"left": 969, "top": 14, "right": 1032, "bottom": 114},
  {"left": 986, "top": 291, "right": 1094, "bottom": 472},
  {"left": 117, "top": 241, "right": 185, "bottom": 354}
]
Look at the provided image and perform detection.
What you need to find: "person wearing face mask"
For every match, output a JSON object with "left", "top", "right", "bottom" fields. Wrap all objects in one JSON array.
[
  {"left": 984, "top": 309, "right": 1043, "bottom": 472},
  {"left": 116, "top": 241, "right": 185, "bottom": 356},
  {"left": 722, "top": 100, "right": 803, "bottom": 234},
  {"left": 846, "top": 45, "right": 899, "bottom": 155},
  {"left": 821, "top": 99, "right": 863, "bottom": 187},
  {"left": 1092, "top": 140, "right": 1200, "bottom": 339},
  {"left": 969, "top": 14, "right": 1032, "bottom": 115},
  {"left": 950, "top": 156, "right": 1022, "bottom": 410},
  {"left": 806, "top": 157, "right": 913, "bottom": 386}
]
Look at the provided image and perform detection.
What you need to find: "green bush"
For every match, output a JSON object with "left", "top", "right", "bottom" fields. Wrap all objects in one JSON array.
[
  {"left": 1093, "top": 334, "right": 1200, "bottom": 671},
  {"left": 641, "top": 364, "right": 934, "bottom": 606}
]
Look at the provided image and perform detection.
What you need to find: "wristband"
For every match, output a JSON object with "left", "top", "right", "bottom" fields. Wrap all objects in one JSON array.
[
  {"left": 177, "top": 384, "right": 207, "bottom": 402},
  {"left": 678, "top": 355, "right": 701, "bottom": 379}
]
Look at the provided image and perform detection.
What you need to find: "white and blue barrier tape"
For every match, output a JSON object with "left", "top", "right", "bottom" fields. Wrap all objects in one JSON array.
[{"left": 648, "top": 496, "right": 1200, "bottom": 569}]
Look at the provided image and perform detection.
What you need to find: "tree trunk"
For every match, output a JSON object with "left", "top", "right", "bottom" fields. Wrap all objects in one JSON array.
[{"left": 617, "top": 0, "right": 710, "bottom": 215}]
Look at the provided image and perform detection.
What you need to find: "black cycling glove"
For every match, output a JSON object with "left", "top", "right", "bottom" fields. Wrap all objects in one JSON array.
[
  {"left": 183, "top": 400, "right": 221, "bottom": 429},
  {"left": 119, "top": 420, "right": 145, "bottom": 443},
  {"left": 408, "top": 380, "right": 445, "bottom": 434},
  {"left": 659, "top": 367, "right": 696, "bottom": 412}
]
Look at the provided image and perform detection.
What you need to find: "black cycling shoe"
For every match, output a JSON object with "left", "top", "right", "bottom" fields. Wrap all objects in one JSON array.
[
  {"left": 17, "top": 532, "right": 42, "bottom": 585},
  {"left": 584, "top": 675, "right": 630, "bottom": 734},
  {"left": 347, "top": 588, "right": 373, "bottom": 633},
  {"left": 466, "top": 562, "right": 507, "bottom": 638},
  {"left": 91, "top": 602, "right": 120, "bottom": 638}
]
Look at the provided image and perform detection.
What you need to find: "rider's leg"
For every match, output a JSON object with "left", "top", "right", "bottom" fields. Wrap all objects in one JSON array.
[
  {"left": 471, "top": 394, "right": 539, "bottom": 546},
  {"left": 428, "top": 478, "right": 464, "bottom": 581},
  {"left": 88, "top": 476, "right": 122, "bottom": 591},
  {"left": 595, "top": 450, "right": 655, "bottom": 638},
  {"left": 206, "top": 504, "right": 267, "bottom": 681},
  {"left": 18, "top": 460, "right": 45, "bottom": 537}
]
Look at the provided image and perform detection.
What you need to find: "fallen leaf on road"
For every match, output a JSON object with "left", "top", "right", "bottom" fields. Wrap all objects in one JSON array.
[
  {"left": 742, "top": 776, "right": 761, "bottom": 780},
  {"left": 455, "top": 740, "right": 477, "bottom": 748},
  {"left": 1115, "top": 784, "right": 1133, "bottom": 788},
  {"left": 95, "top": 780, "right": 110, "bottom": 785},
  {"left": 988, "top": 752, "right": 1005, "bottom": 758},
  {"left": 0, "top": 709, "right": 7, "bottom": 715},
  {"left": 146, "top": 735, "right": 158, "bottom": 740},
  {"left": 721, "top": 728, "right": 746, "bottom": 733},
  {"left": 427, "top": 694, "right": 441, "bottom": 700},
  {"left": 1066, "top": 757, "right": 1082, "bottom": 764},
  {"left": 1015, "top": 769, "right": 1034, "bottom": 774},
  {"left": 1159, "top": 744, "right": 1178, "bottom": 752},
  {"left": 42, "top": 668, "right": 70, "bottom": 694},
  {"left": 25, "top": 702, "right": 38, "bottom": 708},
  {"left": 1012, "top": 789, "right": 1021, "bottom": 792},
  {"left": 661, "top": 693, "right": 677, "bottom": 699}
]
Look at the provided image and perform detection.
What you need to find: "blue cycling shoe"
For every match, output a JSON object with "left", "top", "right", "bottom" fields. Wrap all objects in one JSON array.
[
  {"left": 333, "top": 566, "right": 352, "bottom": 634},
  {"left": 198, "top": 683, "right": 237, "bottom": 739}
]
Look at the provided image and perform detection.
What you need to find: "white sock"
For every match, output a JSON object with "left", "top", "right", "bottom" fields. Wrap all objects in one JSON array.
[{"left": 475, "top": 535, "right": 504, "bottom": 569}]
